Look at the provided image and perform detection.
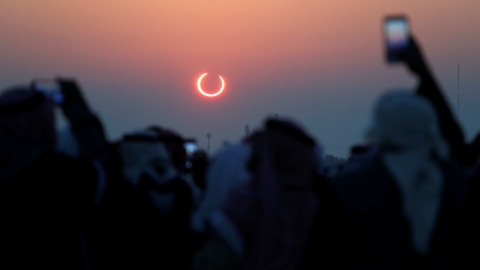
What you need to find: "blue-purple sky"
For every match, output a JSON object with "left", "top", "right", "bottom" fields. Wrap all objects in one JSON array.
[{"left": 1, "top": 0, "right": 479, "bottom": 158}]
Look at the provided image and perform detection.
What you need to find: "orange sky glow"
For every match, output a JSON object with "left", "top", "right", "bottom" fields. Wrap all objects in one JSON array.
[{"left": 1, "top": 0, "right": 479, "bottom": 157}]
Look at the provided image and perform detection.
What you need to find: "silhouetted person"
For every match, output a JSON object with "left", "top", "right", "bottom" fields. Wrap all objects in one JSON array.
[
  {"left": 304, "top": 90, "right": 467, "bottom": 270},
  {"left": 454, "top": 156, "right": 480, "bottom": 269},
  {"left": 83, "top": 126, "right": 200, "bottom": 269},
  {"left": 0, "top": 78, "right": 109, "bottom": 269},
  {"left": 453, "top": 133, "right": 480, "bottom": 268},
  {"left": 193, "top": 118, "right": 322, "bottom": 270}
]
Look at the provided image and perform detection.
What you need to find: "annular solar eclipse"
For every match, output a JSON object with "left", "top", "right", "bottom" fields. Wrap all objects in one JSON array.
[{"left": 196, "top": 73, "right": 225, "bottom": 97}]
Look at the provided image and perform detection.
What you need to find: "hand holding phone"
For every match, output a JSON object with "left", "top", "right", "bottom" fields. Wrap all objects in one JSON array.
[
  {"left": 384, "top": 15, "right": 410, "bottom": 63},
  {"left": 32, "top": 79, "right": 64, "bottom": 104},
  {"left": 184, "top": 139, "right": 198, "bottom": 170},
  {"left": 184, "top": 139, "right": 198, "bottom": 156}
]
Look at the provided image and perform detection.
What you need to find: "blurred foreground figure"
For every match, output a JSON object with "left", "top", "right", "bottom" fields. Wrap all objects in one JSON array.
[
  {"left": 0, "top": 79, "right": 109, "bottom": 269},
  {"left": 190, "top": 141, "right": 252, "bottom": 235},
  {"left": 455, "top": 158, "right": 480, "bottom": 269},
  {"left": 83, "top": 126, "right": 201, "bottom": 269},
  {"left": 301, "top": 35, "right": 469, "bottom": 270},
  {"left": 304, "top": 91, "right": 467, "bottom": 270},
  {"left": 193, "top": 118, "right": 322, "bottom": 270}
]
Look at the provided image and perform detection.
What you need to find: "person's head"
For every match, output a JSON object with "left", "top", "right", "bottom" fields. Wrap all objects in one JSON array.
[
  {"left": 248, "top": 117, "right": 322, "bottom": 181},
  {"left": 0, "top": 85, "right": 56, "bottom": 151},
  {"left": 147, "top": 126, "right": 188, "bottom": 174},
  {"left": 117, "top": 126, "right": 187, "bottom": 186},
  {"left": 365, "top": 89, "right": 448, "bottom": 158}
]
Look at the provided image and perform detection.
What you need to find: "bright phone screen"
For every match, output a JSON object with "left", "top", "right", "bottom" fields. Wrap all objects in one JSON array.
[{"left": 385, "top": 18, "right": 408, "bottom": 49}]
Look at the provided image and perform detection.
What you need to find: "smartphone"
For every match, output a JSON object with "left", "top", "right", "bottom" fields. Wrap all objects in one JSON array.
[
  {"left": 384, "top": 16, "right": 409, "bottom": 63},
  {"left": 32, "top": 79, "right": 64, "bottom": 104},
  {"left": 184, "top": 139, "right": 198, "bottom": 156}
]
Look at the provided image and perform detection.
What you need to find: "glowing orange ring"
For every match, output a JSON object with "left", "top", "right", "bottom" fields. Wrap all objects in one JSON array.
[{"left": 197, "top": 73, "right": 225, "bottom": 97}]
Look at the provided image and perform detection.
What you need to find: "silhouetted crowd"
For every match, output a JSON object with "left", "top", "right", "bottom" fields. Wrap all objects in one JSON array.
[{"left": 1, "top": 34, "right": 479, "bottom": 270}]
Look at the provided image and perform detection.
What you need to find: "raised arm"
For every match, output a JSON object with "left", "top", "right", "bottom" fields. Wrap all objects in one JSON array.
[
  {"left": 57, "top": 78, "right": 110, "bottom": 160},
  {"left": 400, "top": 36, "right": 466, "bottom": 162}
]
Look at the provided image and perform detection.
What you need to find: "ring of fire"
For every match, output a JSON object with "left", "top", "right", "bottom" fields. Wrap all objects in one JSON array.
[{"left": 197, "top": 73, "right": 225, "bottom": 97}]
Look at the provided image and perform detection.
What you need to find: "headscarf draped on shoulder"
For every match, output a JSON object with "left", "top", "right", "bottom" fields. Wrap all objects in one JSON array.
[
  {"left": 366, "top": 89, "right": 449, "bottom": 254},
  {"left": 209, "top": 117, "right": 322, "bottom": 270}
]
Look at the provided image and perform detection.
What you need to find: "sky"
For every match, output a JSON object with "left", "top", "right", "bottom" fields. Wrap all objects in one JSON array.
[{"left": 1, "top": 0, "right": 479, "bottom": 158}]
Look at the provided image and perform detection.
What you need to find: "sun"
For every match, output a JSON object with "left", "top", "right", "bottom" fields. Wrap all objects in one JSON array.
[{"left": 196, "top": 73, "right": 225, "bottom": 97}]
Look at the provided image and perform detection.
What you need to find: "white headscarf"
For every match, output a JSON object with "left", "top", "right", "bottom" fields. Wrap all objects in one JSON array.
[
  {"left": 366, "top": 89, "right": 449, "bottom": 254},
  {"left": 190, "top": 142, "right": 252, "bottom": 233}
]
